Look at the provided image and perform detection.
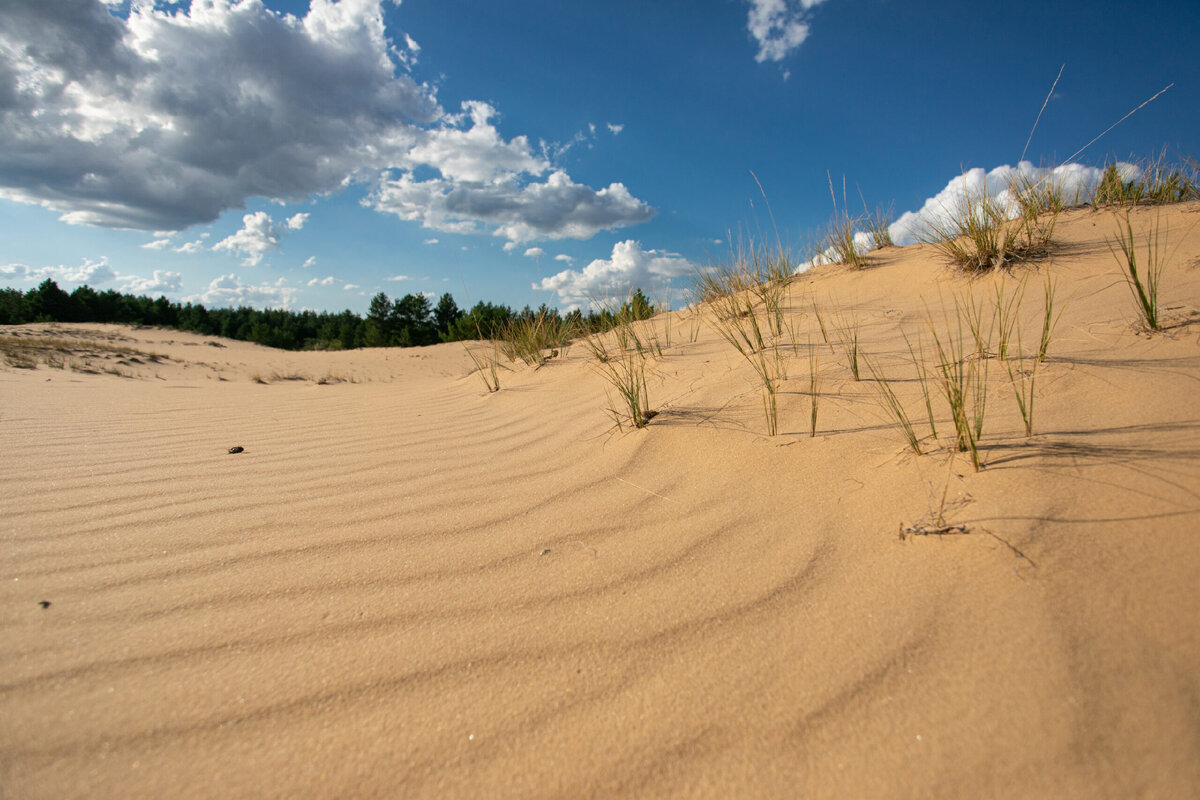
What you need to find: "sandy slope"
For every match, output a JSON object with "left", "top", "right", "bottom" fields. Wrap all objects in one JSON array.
[{"left": 3, "top": 204, "right": 1200, "bottom": 798}]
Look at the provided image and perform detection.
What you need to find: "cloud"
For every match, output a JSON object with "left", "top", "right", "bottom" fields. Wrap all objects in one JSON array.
[
  {"left": 307, "top": 276, "right": 336, "bottom": 287},
  {"left": 344, "top": 283, "right": 361, "bottom": 291},
  {"left": 173, "top": 239, "right": 206, "bottom": 254},
  {"left": 0, "top": 1, "right": 654, "bottom": 249},
  {"left": 302, "top": 256, "right": 317, "bottom": 268},
  {"left": 534, "top": 240, "right": 695, "bottom": 308},
  {"left": 6, "top": 257, "right": 118, "bottom": 286},
  {"left": 142, "top": 238, "right": 172, "bottom": 250},
  {"left": 422, "top": 238, "right": 439, "bottom": 245},
  {"left": 554, "top": 254, "right": 574, "bottom": 264},
  {"left": 406, "top": 101, "right": 547, "bottom": 183},
  {"left": 194, "top": 274, "right": 295, "bottom": 309},
  {"left": 385, "top": 274, "right": 411, "bottom": 281},
  {"left": 745, "top": 0, "right": 827, "bottom": 63},
  {"left": 0, "top": 264, "right": 29, "bottom": 280},
  {"left": 212, "top": 211, "right": 305, "bottom": 266},
  {"left": 0, "top": 0, "right": 435, "bottom": 230},
  {"left": 119, "top": 269, "right": 183, "bottom": 295},
  {"left": 524, "top": 247, "right": 545, "bottom": 257},
  {"left": 0, "top": 256, "right": 186, "bottom": 298},
  {"left": 607, "top": 123, "right": 624, "bottom": 135},
  {"left": 371, "top": 169, "right": 655, "bottom": 244}
]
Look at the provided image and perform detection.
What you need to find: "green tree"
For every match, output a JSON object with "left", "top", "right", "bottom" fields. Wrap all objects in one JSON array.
[
  {"left": 26, "top": 279, "right": 72, "bottom": 322},
  {"left": 434, "top": 292, "right": 462, "bottom": 340}
]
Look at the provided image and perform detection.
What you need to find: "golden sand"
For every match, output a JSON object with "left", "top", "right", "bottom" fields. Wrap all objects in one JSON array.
[{"left": 3, "top": 204, "right": 1200, "bottom": 798}]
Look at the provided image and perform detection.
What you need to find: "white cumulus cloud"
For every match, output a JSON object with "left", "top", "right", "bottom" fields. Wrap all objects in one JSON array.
[
  {"left": 307, "top": 276, "right": 336, "bottom": 287},
  {"left": 524, "top": 247, "right": 545, "bottom": 257},
  {"left": 212, "top": 211, "right": 306, "bottom": 266},
  {"left": 119, "top": 269, "right": 183, "bottom": 295},
  {"left": 195, "top": 274, "right": 295, "bottom": 309},
  {"left": 746, "top": 0, "right": 827, "bottom": 63},
  {"left": 7, "top": 257, "right": 117, "bottom": 286},
  {"left": 372, "top": 169, "right": 654, "bottom": 245},
  {"left": 535, "top": 240, "right": 695, "bottom": 308}
]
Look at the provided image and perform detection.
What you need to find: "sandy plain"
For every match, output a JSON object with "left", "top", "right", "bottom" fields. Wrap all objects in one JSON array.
[{"left": 3, "top": 204, "right": 1200, "bottom": 798}]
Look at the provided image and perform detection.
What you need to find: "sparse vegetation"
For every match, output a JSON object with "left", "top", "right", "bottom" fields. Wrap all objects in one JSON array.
[
  {"left": 928, "top": 308, "right": 987, "bottom": 471},
  {"left": 1007, "top": 346, "right": 1038, "bottom": 438},
  {"left": 1038, "top": 270, "right": 1062, "bottom": 362},
  {"left": 921, "top": 185, "right": 1054, "bottom": 273},
  {"left": 863, "top": 353, "right": 922, "bottom": 454},
  {"left": 1109, "top": 211, "right": 1166, "bottom": 331},
  {"left": 830, "top": 306, "right": 861, "bottom": 380},
  {"left": 993, "top": 277, "right": 1026, "bottom": 361},
  {"left": 903, "top": 332, "right": 937, "bottom": 440},
  {"left": 822, "top": 174, "right": 868, "bottom": 270},
  {"left": 1093, "top": 153, "right": 1199, "bottom": 208},
  {"left": 808, "top": 339, "right": 820, "bottom": 437},
  {"left": 465, "top": 341, "right": 502, "bottom": 392},
  {"left": 597, "top": 349, "right": 653, "bottom": 430}
]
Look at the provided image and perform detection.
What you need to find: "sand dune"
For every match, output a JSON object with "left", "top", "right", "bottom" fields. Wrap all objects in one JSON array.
[{"left": 3, "top": 204, "right": 1200, "bottom": 798}]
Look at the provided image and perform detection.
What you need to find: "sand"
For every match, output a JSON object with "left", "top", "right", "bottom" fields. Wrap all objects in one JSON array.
[{"left": 3, "top": 204, "right": 1200, "bottom": 798}]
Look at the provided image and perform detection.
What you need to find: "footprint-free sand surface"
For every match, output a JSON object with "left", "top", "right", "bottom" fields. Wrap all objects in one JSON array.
[{"left": 4, "top": 204, "right": 1200, "bottom": 798}]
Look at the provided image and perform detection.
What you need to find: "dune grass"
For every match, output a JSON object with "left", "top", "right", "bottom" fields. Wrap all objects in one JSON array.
[
  {"left": 1038, "top": 270, "right": 1063, "bottom": 362},
  {"left": 1094, "top": 153, "right": 1200, "bottom": 207},
  {"left": 499, "top": 309, "right": 574, "bottom": 367},
  {"left": 597, "top": 349, "right": 653, "bottom": 430},
  {"left": 822, "top": 173, "right": 868, "bottom": 269},
  {"left": 922, "top": 185, "right": 1055, "bottom": 273},
  {"left": 830, "top": 306, "right": 861, "bottom": 380},
  {"left": 928, "top": 308, "right": 987, "bottom": 471},
  {"left": 709, "top": 295, "right": 769, "bottom": 357},
  {"left": 465, "top": 341, "right": 502, "bottom": 392},
  {"left": 993, "top": 277, "right": 1027, "bottom": 360},
  {"left": 810, "top": 299, "right": 833, "bottom": 353},
  {"left": 1108, "top": 211, "right": 1166, "bottom": 331},
  {"left": 903, "top": 332, "right": 938, "bottom": 440},
  {"left": 956, "top": 291, "right": 994, "bottom": 360},
  {"left": 858, "top": 185, "right": 895, "bottom": 250},
  {"left": 749, "top": 344, "right": 785, "bottom": 436},
  {"left": 863, "top": 354, "right": 922, "bottom": 454},
  {"left": 709, "top": 298, "right": 786, "bottom": 435},
  {"left": 808, "top": 339, "right": 820, "bottom": 437},
  {"left": 1006, "top": 345, "right": 1038, "bottom": 437}
]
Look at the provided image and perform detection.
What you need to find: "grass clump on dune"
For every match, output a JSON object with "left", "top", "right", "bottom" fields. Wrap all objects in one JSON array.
[
  {"left": 709, "top": 297, "right": 786, "bottom": 436},
  {"left": 465, "top": 340, "right": 502, "bottom": 392},
  {"left": 1093, "top": 153, "right": 1200, "bottom": 207},
  {"left": 863, "top": 354, "right": 923, "bottom": 455},
  {"left": 499, "top": 308, "right": 574, "bottom": 367},
  {"left": 597, "top": 349, "right": 653, "bottom": 430},
  {"left": 821, "top": 173, "right": 868, "bottom": 270},
  {"left": 1108, "top": 211, "right": 1167, "bottom": 331},
  {"left": 921, "top": 185, "right": 1055, "bottom": 274},
  {"left": 927, "top": 307, "right": 989, "bottom": 471}
]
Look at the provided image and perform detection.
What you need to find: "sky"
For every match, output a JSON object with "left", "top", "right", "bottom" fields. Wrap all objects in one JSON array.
[{"left": 2, "top": 0, "right": 1198, "bottom": 314}]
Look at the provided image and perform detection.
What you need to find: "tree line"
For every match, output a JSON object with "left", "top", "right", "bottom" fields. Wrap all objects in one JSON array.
[{"left": 0, "top": 279, "right": 655, "bottom": 351}]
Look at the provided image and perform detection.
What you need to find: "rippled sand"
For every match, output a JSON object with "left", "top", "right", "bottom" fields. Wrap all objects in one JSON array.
[{"left": 4, "top": 204, "right": 1200, "bottom": 798}]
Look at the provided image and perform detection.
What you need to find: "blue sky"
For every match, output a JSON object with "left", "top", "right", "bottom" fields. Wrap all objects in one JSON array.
[{"left": 2, "top": 0, "right": 1197, "bottom": 314}]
